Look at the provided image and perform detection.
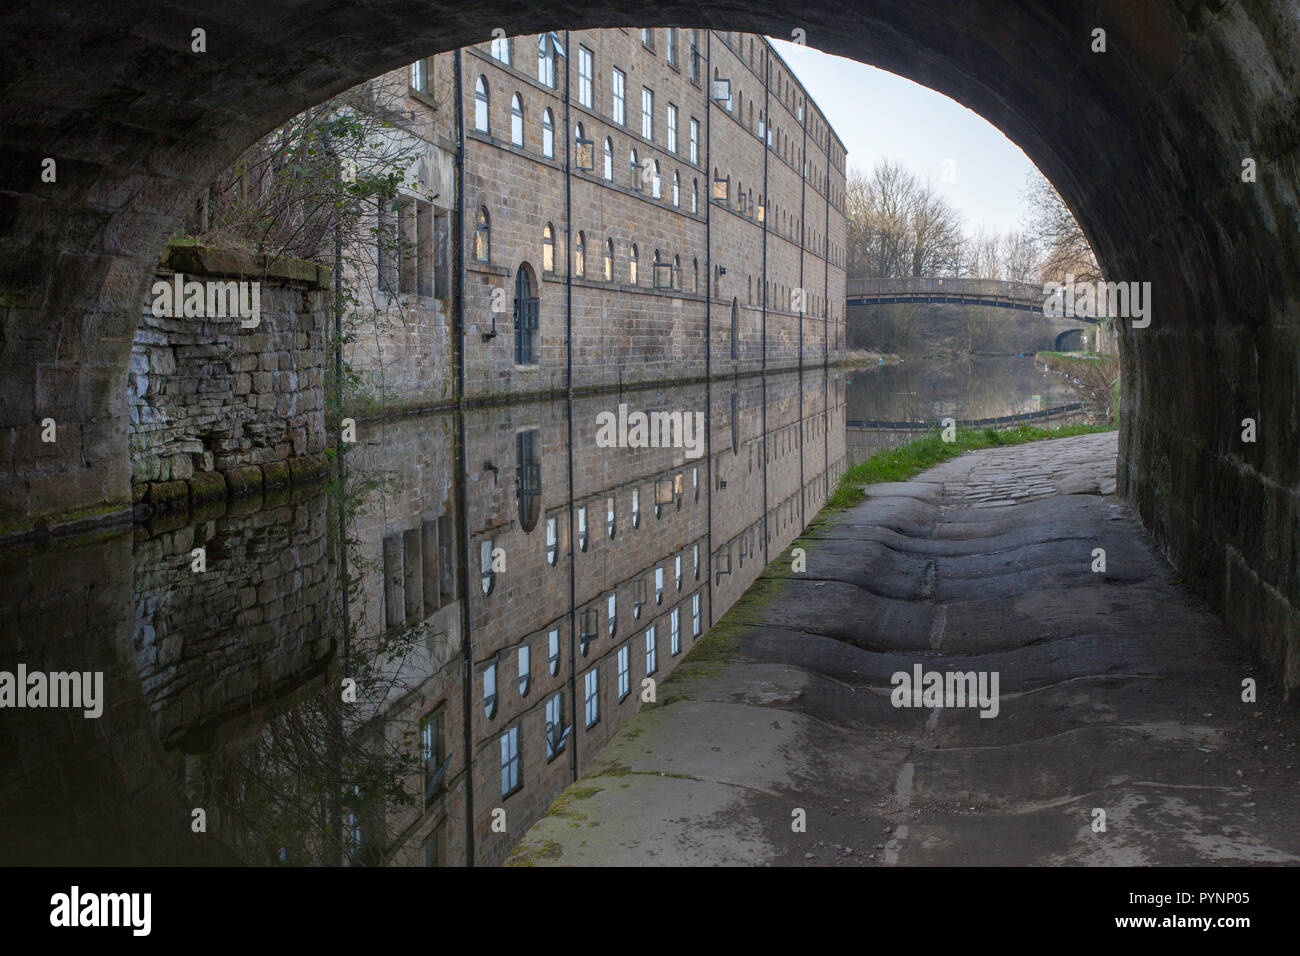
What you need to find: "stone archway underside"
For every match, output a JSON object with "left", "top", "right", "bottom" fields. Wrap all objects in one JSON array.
[{"left": 2, "top": 2, "right": 1298, "bottom": 689}]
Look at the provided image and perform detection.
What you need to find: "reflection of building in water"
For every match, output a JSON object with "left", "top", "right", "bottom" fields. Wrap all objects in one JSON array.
[{"left": 345, "top": 370, "right": 844, "bottom": 866}]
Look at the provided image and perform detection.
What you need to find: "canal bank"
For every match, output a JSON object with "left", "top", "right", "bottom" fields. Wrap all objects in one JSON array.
[{"left": 508, "top": 429, "right": 1300, "bottom": 866}]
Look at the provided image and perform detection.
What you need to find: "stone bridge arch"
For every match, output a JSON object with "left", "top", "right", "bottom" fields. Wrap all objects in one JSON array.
[
  {"left": 2, "top": 3, "right": 1298, "bottom": 683},
  {"left": 1054, "top": 328, "right": 1086, "bottom": 352}
]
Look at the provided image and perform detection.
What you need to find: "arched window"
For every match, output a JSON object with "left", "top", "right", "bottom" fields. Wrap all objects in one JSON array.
[
  {"left": 474, "top": 76, "right": 489, "bottom": 132},
  {"left": 692, "top": 178, "right": 698, "bottom": 213},
  {"left": 574, "top": 121, "right": 584, "bottom": 153},
  {"left": 603, "top": 138, "right": 613, "bottom": 180},
  {"left": 604, "top": 238, "right": 614, "bottom": 281},
  {"left": 672, "top": 171, "right": 680, "bottom": 207},
  {"left": 542, "top": 108, "right": 554, "bottom": 157},
  {"left": 630, "top": 148, "right": 640, "bottom": 190},
  {"left": 514, "top": 263, "right": 538, "bottom": 365},
  {"left": 629, "top": 244, "right": 639, "bottom": 285},
  {"left": 730, "top": 297, "right": 739, "bottom": 359},
  {"left": 491, "top": 34, "right": 511, "bottom": 65},
  {"left": 574, "top": 231, "right": 585, "bottom": 277},
  {"left": 673, "top": 255, "right": 682, "bottom": 291},
  {"left": 692, "top": 257, "right": 698, "bottom": 293},
  {"left": 543, "top": 223, "right": 555, "bottom": 273},
  {"left": 651, "top": 160, "right": 661, "bottom": 199},
  {"left": 510, "top": 93, "right": 524, "bottom": 146},
  {"left": 475, "top": 207, "right": 490, "bottom": 262},
  {"left": 516, "top": 429, "right": 540, "bottom": 530}
]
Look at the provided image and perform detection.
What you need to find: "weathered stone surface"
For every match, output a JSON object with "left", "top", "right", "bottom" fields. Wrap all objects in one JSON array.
[
  {"left": 146, "top": 480, "right": 189, "bottom": 511},
  {"left": 260, "top": 461, "right": 290, "bottom": 489},
  {"left": 288, "top": 453, "right": 328, "bottom": 485},
  {"left": 187, "top": 470, "right": 226, "bottom": 505},
  {"left": 225, "top": 464, "right": 262, "bottom": 497},
  {"left": 126, "top": 243, "right": 327, "bottom": 509}
]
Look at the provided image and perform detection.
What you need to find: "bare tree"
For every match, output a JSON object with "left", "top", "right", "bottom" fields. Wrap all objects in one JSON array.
[
  {"left": 999, "top": 231, "right": 1040, "bottom": 284},
  {"left": 846, "top": 159, "right": 963, "bottom": 278},
  {"left": 1020, "top": 170, "right": 1099, "bottom": 284}
]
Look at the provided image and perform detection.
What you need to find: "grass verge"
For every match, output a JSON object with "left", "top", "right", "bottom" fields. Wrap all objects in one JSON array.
[{"left": 828, "top": 421, "right": 1117, "bottom": 512}]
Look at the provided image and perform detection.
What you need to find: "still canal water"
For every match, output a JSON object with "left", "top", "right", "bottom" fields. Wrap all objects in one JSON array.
[
  {"left": 0, "top": 368, "right": 846, "bottom": 866},
  {"left": 845, "top": 355, "right": 1087, "bottom": 462}
]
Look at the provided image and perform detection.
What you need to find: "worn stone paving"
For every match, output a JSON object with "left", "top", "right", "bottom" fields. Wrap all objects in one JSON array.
[{"left": 509, "top": 433, "right": 1300, "bottom": 866}]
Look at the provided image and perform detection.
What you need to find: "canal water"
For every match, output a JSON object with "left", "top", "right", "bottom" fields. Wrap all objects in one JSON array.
[
  {"left": 0, "top": 368, "right": 847, "bottom": 866},
  {"left": 845, "top": 355, "right": 1088, "bottom": 462}
]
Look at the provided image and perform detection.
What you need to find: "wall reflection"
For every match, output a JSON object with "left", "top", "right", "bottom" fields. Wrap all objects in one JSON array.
[{"left": 0, "top": 369, "right": 844, "bottom": 866}]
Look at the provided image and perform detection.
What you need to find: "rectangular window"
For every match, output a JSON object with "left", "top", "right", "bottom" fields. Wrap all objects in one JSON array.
[
  {"left": 584, "top": 668, "right": 599, "bottom": 727},
  {"left": 500, "top": 726, "right": 520, "bottom": 796},
  {"left": 410, "top": 59, "right": 429, "bottom": 94},
  {"left": 641, "top": 28, "right": 654, "bottom": 50},
  {"left": 689, "top": 118, "right": 699, "bottom": 164},
  {"left": 538, "top": 34, "right": 555, "bottom": 88},
  {"left": 548, "top": 627, "right": 560, "bottom": 675},
  {"left": 612, "top": 68, "right": 626, "bottom": 125},
  {"left": 483, "top": 662, "right": 497, "bottom": 718},
  {"left": 617, "top": 645, "right": 630, "bottom": 701},
  {"left": 671, "top": 607, "right": 681, "bottom": 655},
  {"left": 645, "top": 626, "right": 657, "bottom": 676},
  {"left": 517, "top": 645, "right": 530, "bottom": 695},
  {"left": 667, "top": 104, "right": 677, "bottom": 153},
  {"left": 692, "top": 592, "right": 701, "bottom": 636},
  {"left": 641, "top": 87, "right": 653, "bottom": 140},
  {"left": 666, "top": 28, "right": 677, "bottom": 67},
  {"left": 578, "top": 46, "right": 593, "bottom": 108}
]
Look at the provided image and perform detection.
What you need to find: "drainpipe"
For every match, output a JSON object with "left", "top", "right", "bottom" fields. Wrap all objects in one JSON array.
[
  {"left": 797, "top": 86, "right": 808, "bottom": 528},
  {"left": 824, "top": 129, "right": 832, "bottom": 487},
  {"left": 760, "top": 43, "right": 769, "bottom": 565},
  {"left": 562, "top": 30, "right": 579, "bottom": 786},
  {"left": 328, "top": 132, "right": 351, "bottom": 670},
  {"left": 704, "top": 30, "right": 714, "bottom": 628},
  {"left": 452, "top": 45, "right": 476, "bottom": 867}
]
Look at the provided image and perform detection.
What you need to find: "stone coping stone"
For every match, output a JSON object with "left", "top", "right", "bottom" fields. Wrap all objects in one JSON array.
[{"left": 161, "top": 242, "right": 329, "bottom": 288}]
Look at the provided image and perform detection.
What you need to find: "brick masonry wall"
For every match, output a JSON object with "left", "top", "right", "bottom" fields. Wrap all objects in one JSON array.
[{"left": 129, "top": 244, "right": 329, "bottom": 514}]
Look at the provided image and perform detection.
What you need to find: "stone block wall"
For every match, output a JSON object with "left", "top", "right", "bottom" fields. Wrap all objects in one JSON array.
[
  {"left": 131, "top": 492, "right": 333, "bottom": 752},
  {"left": 129, "top": 244, "right": 330, "bottom": 513}
]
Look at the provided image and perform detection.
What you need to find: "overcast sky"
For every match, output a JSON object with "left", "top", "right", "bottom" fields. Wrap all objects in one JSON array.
[{"left": 770, "top": 38, "right": 1040, "bottom": 237}]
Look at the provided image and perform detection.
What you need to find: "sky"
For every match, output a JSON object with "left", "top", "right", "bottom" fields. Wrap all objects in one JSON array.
[{"left": 769, "top": 38, "right": 1040, "bottom": 237}]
